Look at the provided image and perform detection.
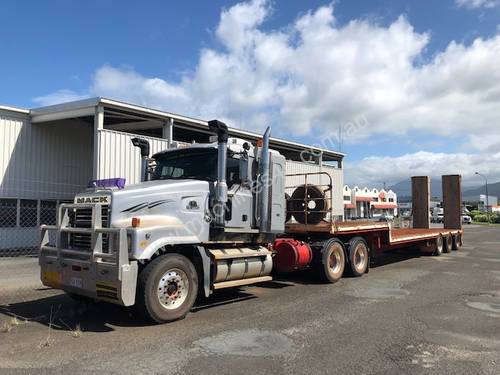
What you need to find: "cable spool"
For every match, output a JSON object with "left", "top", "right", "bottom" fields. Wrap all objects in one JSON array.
[{"left": 289, "top": 184, "right": 328, "bottom": 224}]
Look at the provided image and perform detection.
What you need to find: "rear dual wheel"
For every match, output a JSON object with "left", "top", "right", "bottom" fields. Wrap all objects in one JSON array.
[
  {"left": 452, "top": 233, "right": 462, "bottom": 251},
  {"left": 317, "top": 237, "right": 370, "bottom": 283},
  {"left": 443, "top": 234, "right": 453, "bottom": 254},
  {"left": 318, "top": 239, "right": 346, "bottom": 283},
  {"left": 347, "top": 237, "right": 369, "bottom": 277},
  {"left": 433, "top": 235, "right": 444, "bottom": 256}
]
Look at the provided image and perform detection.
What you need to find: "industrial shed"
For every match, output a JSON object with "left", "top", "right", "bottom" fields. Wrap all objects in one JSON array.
[{"left": 0, "top": 98, "right": 344, "bottom": 253}]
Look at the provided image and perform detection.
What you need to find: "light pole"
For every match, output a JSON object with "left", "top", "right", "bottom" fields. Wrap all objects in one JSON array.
[{"left": 475, "top": 172, "right": 489, "bottom": 213}]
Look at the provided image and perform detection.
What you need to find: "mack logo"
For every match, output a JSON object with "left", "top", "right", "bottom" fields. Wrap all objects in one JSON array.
[{"left": 75, "top": 196, "right": 110, "bottom": 204}]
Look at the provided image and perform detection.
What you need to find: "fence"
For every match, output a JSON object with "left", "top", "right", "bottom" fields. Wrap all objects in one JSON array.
[{"left": 0, "top": 180, "right": 85, "bottom": 306}]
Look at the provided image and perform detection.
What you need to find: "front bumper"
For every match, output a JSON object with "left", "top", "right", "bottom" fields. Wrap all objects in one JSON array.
[{"left": 39, "top": 203, "right": 138, "bottom": 306}]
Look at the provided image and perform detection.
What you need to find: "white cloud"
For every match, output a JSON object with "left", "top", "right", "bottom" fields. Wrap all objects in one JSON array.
[
  {"left": 456, "top": 0, "right": 500, "bottom": 9},
  {"left": 91, "top": 66, "right": 190, "bottom": 110},
  {"left": 33, "top": 0, "right": 500, "bottom": 185},
  {"left": 34, "top": 0, "right": 500, "bottom": 145},
  {"left": 345, "top": 151, "right": 500, "bottom": 187},
  {"left": 33, "top": 89, "right": 89, "bottom": 107}
]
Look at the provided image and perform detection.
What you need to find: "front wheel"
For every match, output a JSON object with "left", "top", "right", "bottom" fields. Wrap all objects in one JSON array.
[{"left": 136, "top": 253, "right": 198, "bottom": 323}]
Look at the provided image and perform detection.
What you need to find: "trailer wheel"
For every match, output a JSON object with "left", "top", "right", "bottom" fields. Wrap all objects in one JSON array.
[
  {"left": 443, "top": 234, "right": 452, "bottom": 253},
  {"left": 433, "top": 235, "right": 444, "bottom": 256},
  {"left": 452, "top": 233, "right": 462, "bottom": 250},
  {"left": 451, "top": 234, "right": 460, "bottom": 251},
  {"left": 136, "top": 253, "right": 198, "bottom": 324},
  {"left": 347, "top": 237, "right": 369, "bottom": 277},
  {"left": 318, "top": 239, "right": 346, "bottom": 283}
]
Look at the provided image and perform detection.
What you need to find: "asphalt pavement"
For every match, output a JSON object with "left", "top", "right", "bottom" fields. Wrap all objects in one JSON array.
[{"left": 0, "top": 225, "right": 499, "bottom": 374}]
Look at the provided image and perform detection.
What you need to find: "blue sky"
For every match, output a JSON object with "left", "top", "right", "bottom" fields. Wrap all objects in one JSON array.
[{"left": 1, "top": 0, "right": 500, "bottom": 186}]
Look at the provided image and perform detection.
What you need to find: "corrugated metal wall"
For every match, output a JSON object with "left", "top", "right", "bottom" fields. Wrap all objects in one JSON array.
[
  {"left": 0, "top": 111, "right": 344, "bottom": 209},
  {"left": 285, "top": 160, "right": 344, "bottom": 218},
  {"left": 0, "top": 111, "right": 93, "bottom": 199},
  {"left": 96, "top": 129, "right": 170, "bottom": 185}
]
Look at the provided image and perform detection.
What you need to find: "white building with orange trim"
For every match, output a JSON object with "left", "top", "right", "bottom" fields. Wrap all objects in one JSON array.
[{"left": 343, "top": 185, "right": 398, "bottom": 219}]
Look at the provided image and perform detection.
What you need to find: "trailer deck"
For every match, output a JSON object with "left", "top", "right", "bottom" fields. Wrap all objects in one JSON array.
[
  {"left": 285, "top": 221, "right": 463, "bottom": 248},
  {"left": 389, "top": 228, "right": 461, "bottom": 244}
]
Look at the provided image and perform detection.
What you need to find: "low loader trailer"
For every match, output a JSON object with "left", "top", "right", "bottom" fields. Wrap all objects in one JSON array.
[{"left": 39, "top": 120, "right": 463, "bottom": 323}]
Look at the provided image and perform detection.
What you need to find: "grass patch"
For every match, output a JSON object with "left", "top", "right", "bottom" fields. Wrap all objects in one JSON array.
[
  {"left": 1, "top": 316, "right": 28, "bottom": 333},
  {"left": 0, "top": 321, "right": 12, "bottom": 333},
  {"left": 472, "top": 221, "right": 500, "bottom": 227},
  {"left": 59, "top": 319, "right": 83, "bottom": 338}
]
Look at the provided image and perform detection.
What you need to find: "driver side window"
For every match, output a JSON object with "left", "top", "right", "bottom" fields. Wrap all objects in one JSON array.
[
  {"left": 226, "top": 157, "right": 240, "bottom": 188},
  {"left": 160, "top": 166, "right": 184, "bottom": 178}
]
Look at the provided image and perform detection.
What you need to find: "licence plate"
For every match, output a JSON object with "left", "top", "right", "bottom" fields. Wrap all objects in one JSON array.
[
  {"left": 70, "top": 277, "right": 83, "bottom": 288},
  {"left": 42, "top": 271, "right": 61, "bottom": 287}
]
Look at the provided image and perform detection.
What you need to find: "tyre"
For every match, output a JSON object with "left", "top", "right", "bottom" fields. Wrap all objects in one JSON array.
[
  {"left": 443, "top": 234, "right": 452, "bottom": 253},
  {"left": 451, "top": 233, "right": 461, "bottom": 251},
  {"left": 136, "top": 253, "right": 198, "bottom": 323},
  {"left": 433, "top": 235, "right": 444, "bottom": 256},
  {"left": 347, "top": 237, "right": 369, "bottom": 277},
  {"left": 317, "top": 239, "right": 346, "bottom": 283}
]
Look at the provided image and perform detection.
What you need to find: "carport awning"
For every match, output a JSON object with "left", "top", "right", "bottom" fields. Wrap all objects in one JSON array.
[{"left": 372, "top": 204, "right": 397, "bottom": 209}]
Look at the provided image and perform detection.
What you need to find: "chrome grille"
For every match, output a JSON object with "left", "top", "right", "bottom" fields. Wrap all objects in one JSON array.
[{"left": 68, "top": 205, "right": 110, "bottom": 251}]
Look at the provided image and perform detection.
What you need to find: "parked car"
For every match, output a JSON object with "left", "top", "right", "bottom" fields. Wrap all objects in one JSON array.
[
  {"left": 431, "top": 214, "right": 444, "bottom": 223},
  {"left": 462, "top": 214, "right": 472, "bottom": 224},
  {"left": 378, "top": 214, "right": 394, "bottom": 222}
]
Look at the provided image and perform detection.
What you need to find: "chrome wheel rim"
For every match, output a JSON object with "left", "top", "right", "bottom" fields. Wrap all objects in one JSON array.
[
  {"left": 328, "top": 248, "right": 342, "bottom": 274},
  {"left": 354, "top": 245, "right": 367, "bottom": 270},
  {"left": 436, "top": 236, "right": 443, "bottom": 252},
  {"left": 157, "top": 268, "right": 189, "bottom": 310}
]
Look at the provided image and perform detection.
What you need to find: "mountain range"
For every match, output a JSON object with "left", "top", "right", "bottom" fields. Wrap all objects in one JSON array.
[{"left": 388, "top": 179, "right": 500, "bottom": 200}]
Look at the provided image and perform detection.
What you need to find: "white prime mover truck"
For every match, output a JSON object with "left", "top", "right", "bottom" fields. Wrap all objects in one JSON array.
[{"left": 39, "top": 120, "right": 463, "bottom": 323}]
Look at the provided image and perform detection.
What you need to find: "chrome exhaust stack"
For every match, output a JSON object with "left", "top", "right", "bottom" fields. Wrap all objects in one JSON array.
[
  {"left": 131, "top": 138, "right": 150, "bottom": 182},
  {"left": 208, "top": 120, "right": 229, "bottom": 227},
  {"left": 258, "top": 127, "right": 271, "bottom": 232}
]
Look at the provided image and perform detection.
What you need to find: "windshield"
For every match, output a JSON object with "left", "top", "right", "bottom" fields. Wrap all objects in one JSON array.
[{"left": 152, "top": 148, "right": 217, "bottom": 181}]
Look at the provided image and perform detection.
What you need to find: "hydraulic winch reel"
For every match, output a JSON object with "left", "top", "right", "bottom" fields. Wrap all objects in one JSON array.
[{"left": 287, "top": 184, "right": 329, "bottom": 225}]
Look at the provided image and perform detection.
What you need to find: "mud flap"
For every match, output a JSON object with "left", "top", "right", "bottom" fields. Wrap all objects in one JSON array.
[
  {"left": 119, "top": 261, "right": 138, "bottom": 306},
  {"left": 116, "top": 229, "right": 137, "bottom": 306}
]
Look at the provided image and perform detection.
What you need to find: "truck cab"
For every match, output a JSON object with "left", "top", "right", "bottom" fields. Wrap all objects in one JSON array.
[{"left": 39, "top": 120, "right": 286, "bottom": 323}]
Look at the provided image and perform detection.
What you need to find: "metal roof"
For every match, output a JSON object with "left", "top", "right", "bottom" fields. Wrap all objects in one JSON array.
[
  {"left": 0, "top": 104, "right": 30, "bottom": 114},
  {"left": 30, "top": 97, "right": 345, "bottom": 160}
]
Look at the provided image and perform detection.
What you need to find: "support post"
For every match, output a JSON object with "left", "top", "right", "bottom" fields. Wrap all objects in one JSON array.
[
  {"left": 92, "top": 105, "right": 104, "bottom": 179},
  {"left": 162, "top": 117, "right": 174, "bottom": 148},
  {"left": 442, "top": 174, "right": 462, "bottom": 230},
  {"left": 412, "top": 176, "right": 430, "bottom": 229}
]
